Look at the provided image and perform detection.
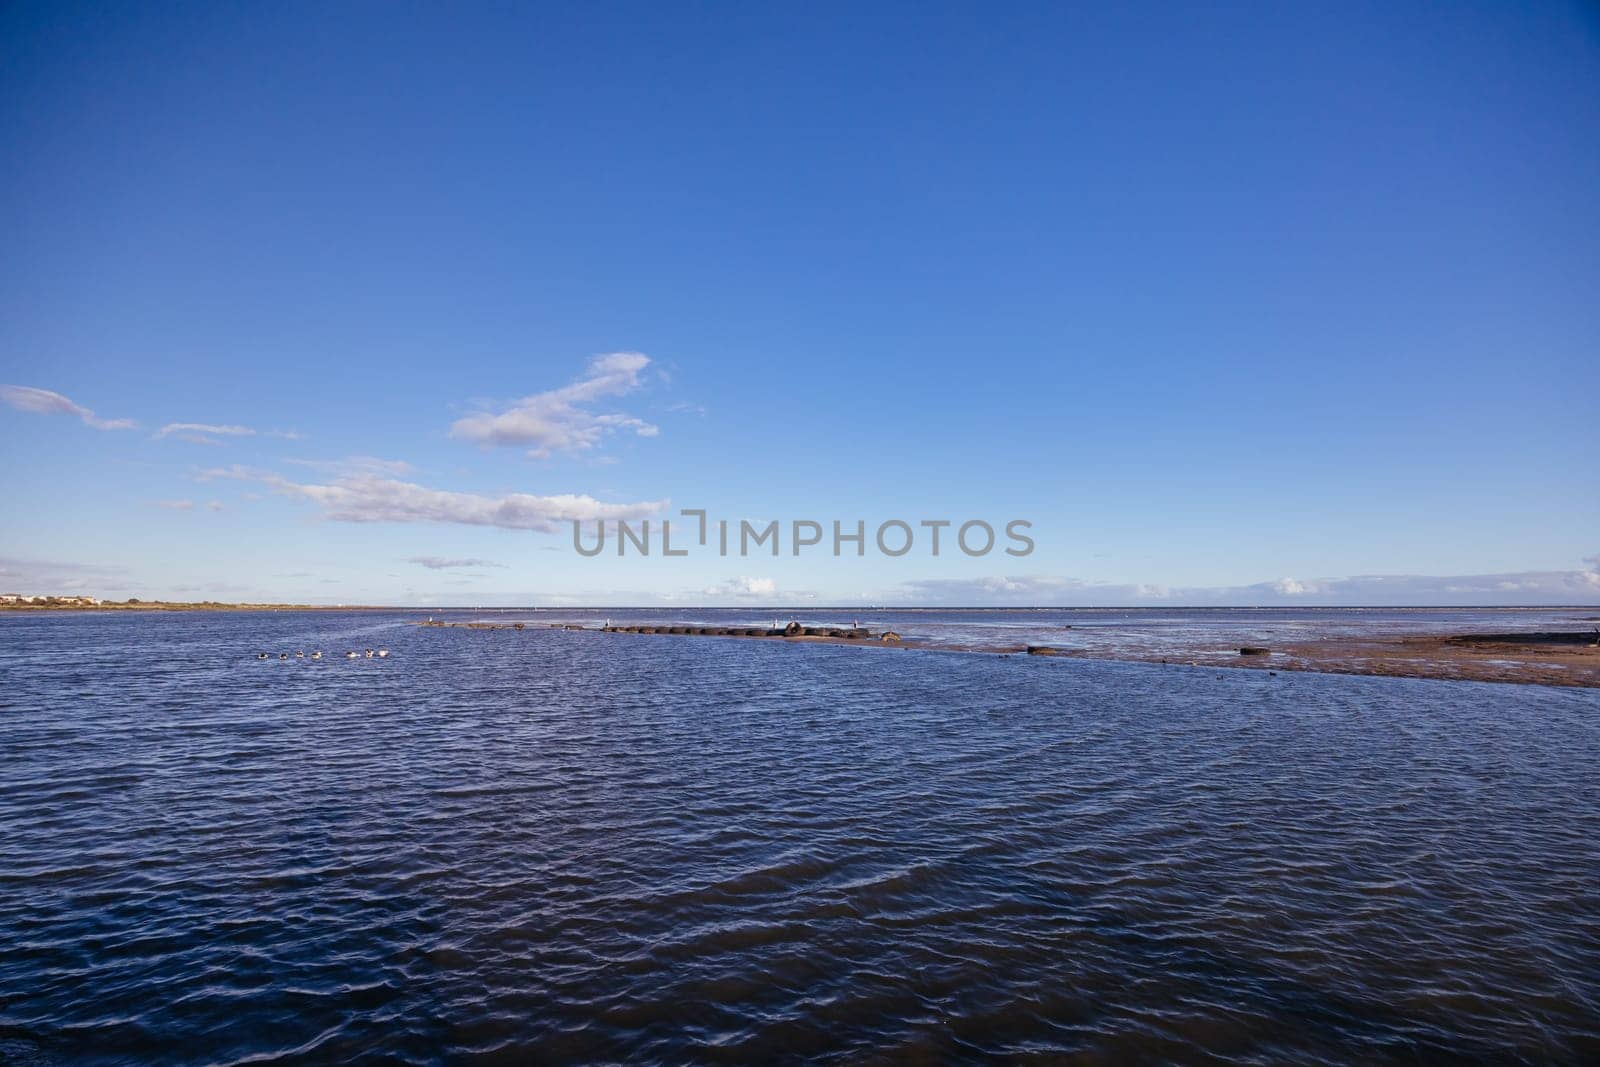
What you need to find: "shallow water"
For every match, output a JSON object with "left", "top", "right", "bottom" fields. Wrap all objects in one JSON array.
[
  {"left": 2, "top": 611, "right": 1598, "bottom": 1063},
  {"left": 491, "top": 604, "right": 1600, "bottom": 660}
]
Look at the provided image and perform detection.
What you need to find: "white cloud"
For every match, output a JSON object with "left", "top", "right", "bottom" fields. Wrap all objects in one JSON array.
[
  {"left": 156, "top": 499, "right": 195, "bottom": 511},
  {"left": 408, "top": 556, "right": 507, "bottom": 570},
  {"left": 155, "top": 422, "right": 257, "bottom": 445},
  {"left": 285, "top": 456, "right": 415, "bottom": 477},
  {"left": 896, "top": 567, "right": 1600, "bottom": 606},
  {"left": 1271, "top": 577, "right": 1326, "bottom": 596},
  {"left": 0, "top": 385, "right": 136, "bottom": 430},
  {"left": 901, "top": 576, "right": 1099, "bottom": 603},
  {"left": 196, "top": 465, "right": 268, "bottom": 482},
  {"left": 1240, "top": 571, "right": 1600, "bottom": 603},
  {"left": 170, "top": 581, "right": 253, "bottom": 596},
  {"left": 702, "top": 576, "right": 779, "bottom": 598},
  {"left": 0, "top": 556, "right": 133, "bottom": 592},
  {"left": 449, "top": 352, "right": 659, "bottom": 458},
  {"left": 206, "top": 465, "right": 666, "bottom": 533}
]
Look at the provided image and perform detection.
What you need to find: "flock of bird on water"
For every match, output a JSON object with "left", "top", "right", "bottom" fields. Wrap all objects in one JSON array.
[{"left": 256, "top": 649, "right": 388, "bottom": 661}]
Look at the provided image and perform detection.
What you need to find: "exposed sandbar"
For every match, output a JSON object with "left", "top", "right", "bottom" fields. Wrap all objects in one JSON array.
[
  {"left": 415, "top": 618, "right": 1600, "bottom": 688},
  {"left": 1042, "top": 630, "right": 1600, "bottom": 689}
]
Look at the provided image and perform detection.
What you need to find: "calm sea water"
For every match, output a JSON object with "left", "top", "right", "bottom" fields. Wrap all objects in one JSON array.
[{"left": 2, "top": 610, "right": 1598, "bottom": 1064}]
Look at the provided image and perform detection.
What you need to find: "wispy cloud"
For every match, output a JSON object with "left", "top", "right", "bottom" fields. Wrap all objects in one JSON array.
[
  {"left": 450, "top": 352, "right": 659, "bottom": 458},
  {"left": 162, "top": 424, "right": 296, "bottom": 444},
  {"left": 0, "top": 385, "right": 136, "bottom": 430},
  {"left": 0, "top": 556, "right": 131, "bottom": 592},
  {"left": 285, "top": 456, "right": 414, "bottom": 477},
  {"left": 156, "top": 499, "right": 196, "bottom": 511},
  {"left": 196, "top": 465, "right": 262, "bottom": 481},
  {"left": 408, "top": 556, "right": 506, "bottom": 570},
  {"left": 170, "top": 581, "right": 253, "bottom": 595},
  {"left": 203, "top": 465, "right": 666, "bottom": 533},
  {"left": 154, "top": 422, "right": 257, "bottom": 445}
]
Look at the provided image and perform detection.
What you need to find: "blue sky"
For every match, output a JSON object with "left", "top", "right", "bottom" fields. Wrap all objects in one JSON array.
[{"left": 2, "top": 1, "right": 1597, "bottom": 606}]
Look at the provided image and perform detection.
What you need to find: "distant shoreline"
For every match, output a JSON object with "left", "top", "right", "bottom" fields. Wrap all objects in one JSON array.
[
  {"left": 0, "top": 601, "right": 393, "bottom": 612},
  {"left": 5, "top": 602, "right": 1597, "bottom": 613}
]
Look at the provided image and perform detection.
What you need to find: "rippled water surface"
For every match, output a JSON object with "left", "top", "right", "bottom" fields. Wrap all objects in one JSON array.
[
  {"left": 2, "top": 611, "right": 1598, "bottom": 1064},
  {"left": 513, "top": 604, "right": 1600, "bottom": 661}
]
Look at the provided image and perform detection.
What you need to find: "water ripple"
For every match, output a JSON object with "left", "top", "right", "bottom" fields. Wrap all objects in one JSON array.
[{"left": 1, "top": 611, "right": 1598, "bottom": 1063}]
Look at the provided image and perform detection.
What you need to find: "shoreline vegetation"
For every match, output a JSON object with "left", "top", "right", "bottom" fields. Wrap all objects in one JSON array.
[
  {"left": 417, "top": 617, "right": 1600, "bottom": 690},
  {"left": 0, "top": 599, "right": 383, "bottom": 612}
]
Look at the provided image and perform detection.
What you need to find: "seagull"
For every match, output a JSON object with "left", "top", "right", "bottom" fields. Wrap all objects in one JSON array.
[
  {"left": 376, "top": 649, "right": 389, "bottom": 658},
  {"left": 278, "top": 652, "right": 288, "bottom": 660},
  {"left": 257, "top": 652, "right": 269, "bottom": 660},
  {"left": 311, "top": 651, "right": 323, "bottom": 660},
  {"left": 295, "top": 651, "right": 305, "bottom": 658},
  {"left": 345, "top": 651, "right": 358, "bottom": 659},
  {"left": 364, "top": 649, "right": 375, "bottom": 658}
]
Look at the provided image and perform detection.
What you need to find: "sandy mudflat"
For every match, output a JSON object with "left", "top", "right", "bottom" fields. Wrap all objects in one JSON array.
[
  {"left": 1249, "top": 631, "right": 1600, "bottom": 688},
  {"left": 1013, "top": 630, "right": 1600, "bottom": 688},
  {"left": 419, "top": 617, "right": 1600, "bottom": 688},
  {"left": 633, "top": 624, "right": 1600, "bottom": 687}
]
